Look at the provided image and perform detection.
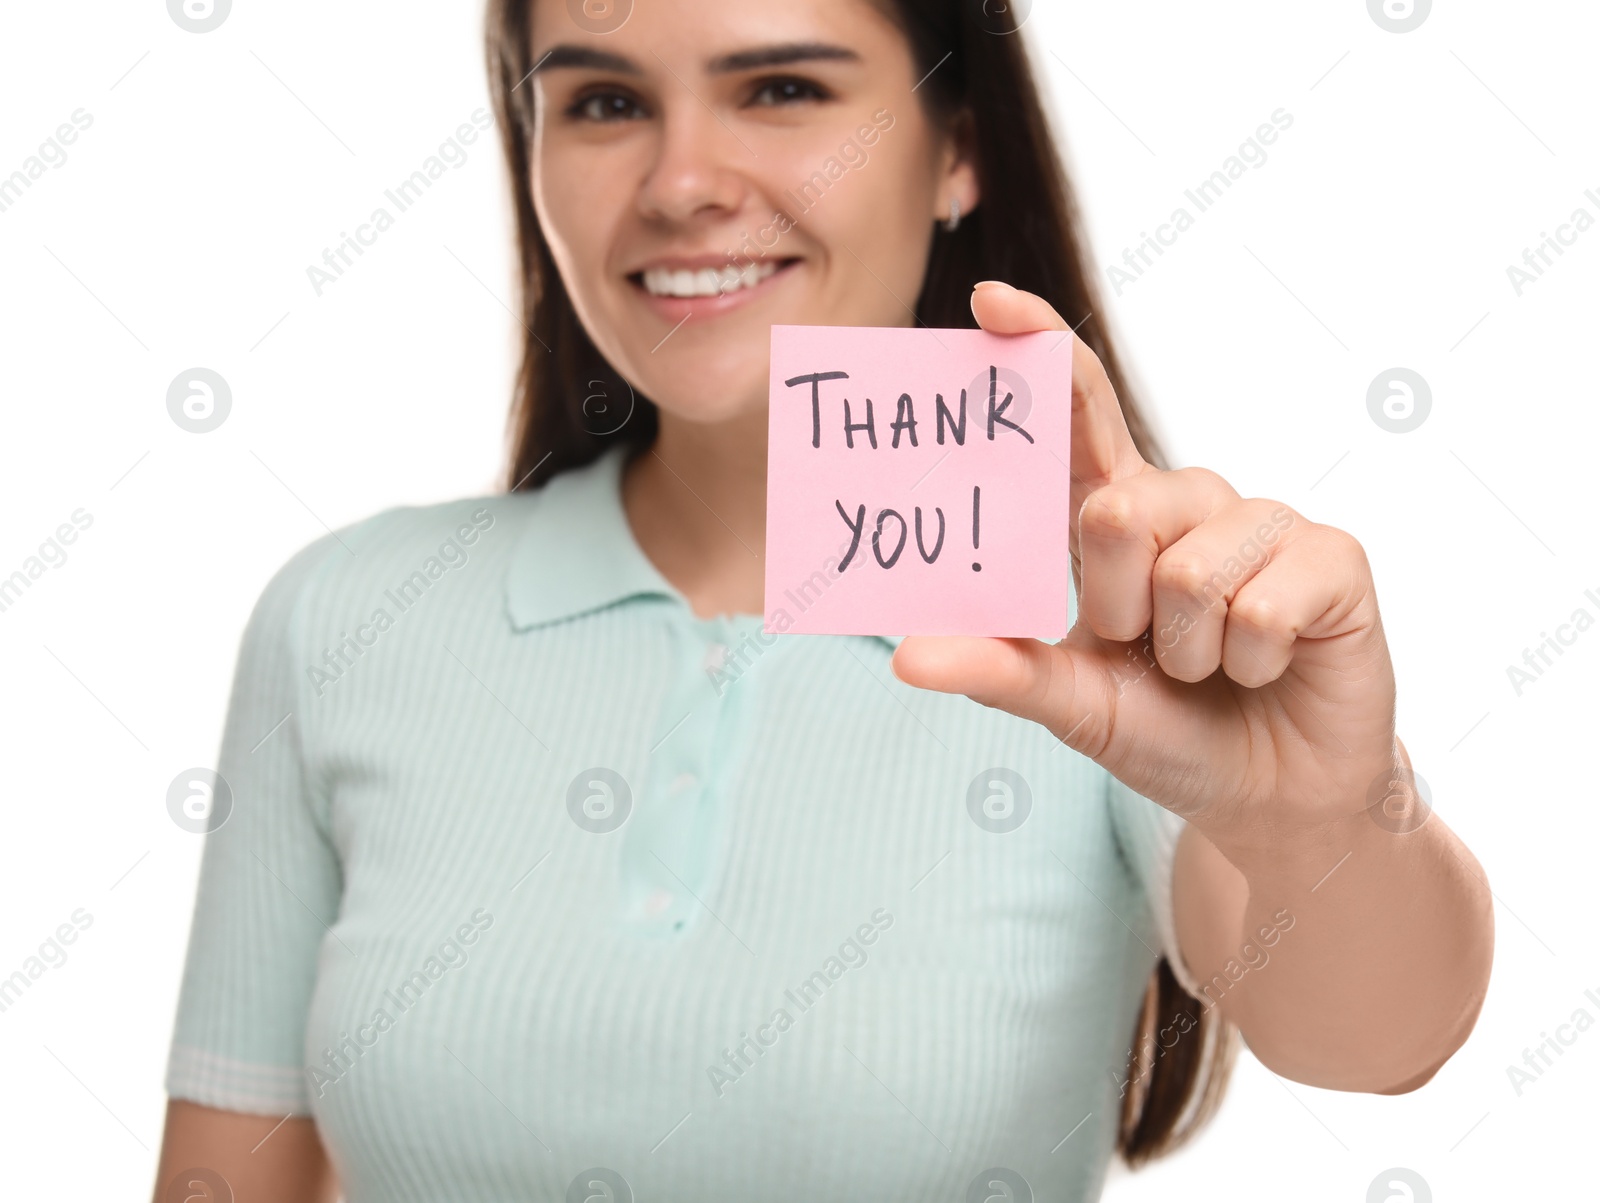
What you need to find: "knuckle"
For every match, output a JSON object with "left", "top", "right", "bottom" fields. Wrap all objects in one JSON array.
[
  {"left": 1180, "top": 466, "right": 1239, "bottom": 502},
  {"left": 1075, "top": 336, "right": 1108, "bottom": 377},
  {"left": 1153, "top": 549, "right": 1218, "bottom": 600},
  {"left": 1244, "top": 497, "right": 1302, "bottom": 532},
  {"left": 1321, "top": 524, "right": 1368, "bottom": 567},
  {"left": 1078, "top": 488, "right": 1144, "bottom": 544},
  {"left": 1229, "top": 592, "right": 1285, "bottom": 637}
]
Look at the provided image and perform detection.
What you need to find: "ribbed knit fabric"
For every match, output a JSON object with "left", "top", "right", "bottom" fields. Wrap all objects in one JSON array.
[{"left": 165, "top": 442, "right": 1201, "bottom": 1203}]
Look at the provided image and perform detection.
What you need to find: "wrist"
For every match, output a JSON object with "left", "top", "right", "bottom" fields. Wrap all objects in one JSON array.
[
  {"left": 1199, "top": 794, "right": 1423, "bottom": 897},
  {"left": 1195, "top": 743, "right": 1428, "bottom": 889}
]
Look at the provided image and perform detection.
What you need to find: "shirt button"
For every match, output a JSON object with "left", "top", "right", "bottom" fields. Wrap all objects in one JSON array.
[
  {"left": 704, "top": 642, "right": 727, "bottom": 673},
  {"left": 670, "top": 771, "right": 698, "bottom": 795},
  {"left": 643, "top": 887, "right": 675, "bottom": 916}
]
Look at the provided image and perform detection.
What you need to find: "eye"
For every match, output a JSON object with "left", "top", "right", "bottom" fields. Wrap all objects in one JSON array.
[
  {"left": 564, "top": 89, "right": 647, "bottom": 123},
  {"left": 749, "top": 76, "right": 831, "bottom": 107}
]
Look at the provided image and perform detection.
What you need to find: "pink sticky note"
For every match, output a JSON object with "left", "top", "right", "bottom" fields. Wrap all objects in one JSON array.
[{"left": 764, "top": 324, "right": 1072, "bottom": 638}]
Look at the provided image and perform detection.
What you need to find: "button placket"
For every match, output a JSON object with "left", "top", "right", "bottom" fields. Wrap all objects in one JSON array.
[{"left": 615, "top": 614, "right": 754, "bottom": 939}]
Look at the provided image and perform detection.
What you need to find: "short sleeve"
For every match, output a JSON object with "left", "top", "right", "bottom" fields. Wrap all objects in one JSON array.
[
  {"left": 163, "top": 531, "right": 348, "bottom": 1115},
  {"left": 1105, "top": 774, "right": 1207, "bottom": 1001}
]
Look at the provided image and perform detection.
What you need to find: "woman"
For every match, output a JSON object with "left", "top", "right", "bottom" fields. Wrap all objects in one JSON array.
[{"left": 152, "top": 1, "right": 1494, "bottom": 1199}]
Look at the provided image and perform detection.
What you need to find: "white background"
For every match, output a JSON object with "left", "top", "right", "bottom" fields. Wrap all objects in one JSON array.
[{"left": 0, "top": 1, "right": 1594, "bottom": 1199}]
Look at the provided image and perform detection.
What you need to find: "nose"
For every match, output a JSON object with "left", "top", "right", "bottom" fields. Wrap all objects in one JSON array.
[{"left": 635, "top": 88, "right": 749, "bottom": 226}]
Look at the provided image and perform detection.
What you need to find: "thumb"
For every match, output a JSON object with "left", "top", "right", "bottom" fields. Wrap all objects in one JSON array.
[
  {"left": 968, "top": 280, "right": 1070, "bottom": 334},
  {"left": 889, "top": 634, "right": 1115, "bottom": 757}
]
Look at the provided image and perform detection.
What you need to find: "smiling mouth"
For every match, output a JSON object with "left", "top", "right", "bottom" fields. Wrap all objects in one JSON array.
[{"left": 629, "top": 257, "right": 801, "bottom": 300}]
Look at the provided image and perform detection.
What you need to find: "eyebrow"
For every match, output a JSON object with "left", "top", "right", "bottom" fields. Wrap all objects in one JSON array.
[{"left": 529, "top": 41, "right": 862, "bottom": 78}]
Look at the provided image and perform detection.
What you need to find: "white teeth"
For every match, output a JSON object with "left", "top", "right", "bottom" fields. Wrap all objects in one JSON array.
[{"left": 641, "top": 259, "right": 782, "bottom": 298}]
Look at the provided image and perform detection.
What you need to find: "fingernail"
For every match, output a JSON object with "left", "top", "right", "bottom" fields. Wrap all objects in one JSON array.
[{"left": 973, "top": 280, "right": 1013, "bottom": 292}]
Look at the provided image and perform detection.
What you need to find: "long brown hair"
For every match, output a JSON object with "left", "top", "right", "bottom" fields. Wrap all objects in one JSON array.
[{"left": 484, "top": 0, "right": 1238, "bottom": 1163}]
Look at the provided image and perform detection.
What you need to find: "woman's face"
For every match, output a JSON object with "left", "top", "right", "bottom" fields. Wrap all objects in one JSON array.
[{"left": 526, "top": 0, "right": 977, "bottom": 433}]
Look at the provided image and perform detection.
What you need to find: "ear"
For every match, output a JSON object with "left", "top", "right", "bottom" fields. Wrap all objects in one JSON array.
[{"left": 936, "top": 106, "right": 981, "bottom": 221}]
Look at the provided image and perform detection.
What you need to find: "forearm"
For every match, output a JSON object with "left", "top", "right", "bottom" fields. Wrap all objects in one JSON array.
[
  {"left": 1184, "top": 756, "right": 1494, "bottom": 1092},
  {"left": 153, "top": 1100, "right": 340, "bottom": 1203}
]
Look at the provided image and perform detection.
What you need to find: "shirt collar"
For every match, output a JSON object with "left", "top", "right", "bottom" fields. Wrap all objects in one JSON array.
[{"left": 504, "top": 442, "right": 902, "bottom": 650}]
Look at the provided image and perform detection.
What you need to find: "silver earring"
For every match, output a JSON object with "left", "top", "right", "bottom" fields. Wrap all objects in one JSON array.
[{"left": 944, "top": 197, "right": 961, "bottom": 232}]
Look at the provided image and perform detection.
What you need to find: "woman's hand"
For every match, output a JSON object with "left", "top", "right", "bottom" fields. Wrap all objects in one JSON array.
[
  {"left": 893, "top": 282, "right": 1492, "bottom": 1095},
  {"left": 892, "top": 281, "right": 1403, "bottom": 851}
]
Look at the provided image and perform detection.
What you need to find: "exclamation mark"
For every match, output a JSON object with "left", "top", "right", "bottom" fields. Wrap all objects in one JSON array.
[{"left": 971, "top": 485, "right": 981, "bottom": 571}]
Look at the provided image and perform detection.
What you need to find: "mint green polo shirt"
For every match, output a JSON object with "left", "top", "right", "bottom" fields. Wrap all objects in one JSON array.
[{"left": 164, "top": 441, "right": 1198, "bottom": 1202}]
